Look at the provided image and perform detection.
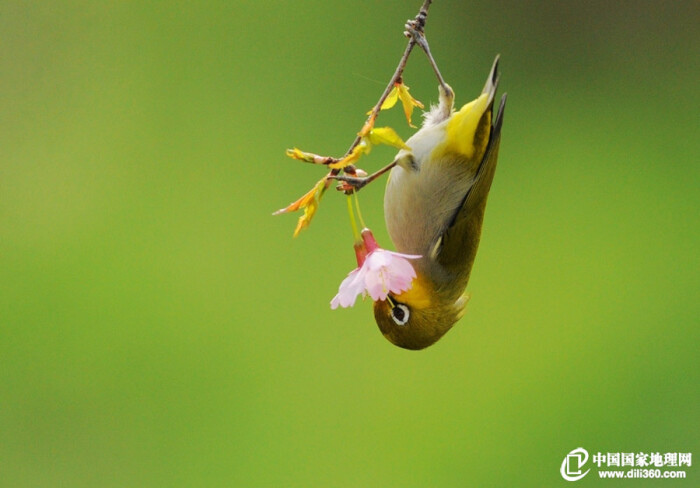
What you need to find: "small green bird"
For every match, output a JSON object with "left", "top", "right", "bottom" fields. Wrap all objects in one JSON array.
[{"left": 374, "top": 56, "right": 506, "bottom": 349}]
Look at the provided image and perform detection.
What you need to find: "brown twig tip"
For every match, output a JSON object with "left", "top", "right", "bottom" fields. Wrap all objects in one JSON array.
[{"left": 286, "top": 148, "right": 340, "bottom": 167}]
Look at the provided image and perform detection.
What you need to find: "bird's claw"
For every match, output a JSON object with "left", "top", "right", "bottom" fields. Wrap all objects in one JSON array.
[{"left": 404, "top": 19, "right": 425, "bottom": 43}]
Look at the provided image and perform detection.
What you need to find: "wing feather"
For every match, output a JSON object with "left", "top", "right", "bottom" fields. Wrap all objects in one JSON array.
[{"left": 434, "top": 82, "right": 506, "bottom": 281}]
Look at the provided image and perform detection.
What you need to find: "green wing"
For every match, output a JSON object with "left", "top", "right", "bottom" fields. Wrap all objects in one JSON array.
[{"left": 434, "top": 57, "right": 507, "bottom": 282}]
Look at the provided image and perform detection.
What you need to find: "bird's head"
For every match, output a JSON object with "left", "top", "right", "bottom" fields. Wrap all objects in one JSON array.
[{"left": 373, "top": 271, "right": 469, "bottom": 350}]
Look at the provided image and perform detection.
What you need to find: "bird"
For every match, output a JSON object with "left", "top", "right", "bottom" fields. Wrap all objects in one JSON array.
[{"left": 373, "top": 56, "right": 506, "bottom": 349}]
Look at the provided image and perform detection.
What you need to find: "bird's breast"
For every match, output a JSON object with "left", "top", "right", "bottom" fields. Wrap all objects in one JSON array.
[{"left": 384, "top": 154, "right": 476, "bottom": 260}]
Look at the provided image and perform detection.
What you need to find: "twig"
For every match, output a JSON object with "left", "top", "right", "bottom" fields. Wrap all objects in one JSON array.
[
  {"left": 342, "top": 0, "right": 433, "bottom": 160},
  {"left": 326, "top": 0, "right": 434, "bottom": 185}
]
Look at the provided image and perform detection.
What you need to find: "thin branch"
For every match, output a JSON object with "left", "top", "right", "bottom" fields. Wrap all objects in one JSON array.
[
  {"left": 321, "top": 0, "right": 434, "bottom": 190},
  {"left": 341, "top": 0, "right": 433, "bottom": 160},
  {"left": 277, "top": 0, "right": 436, "bottom": 232}
]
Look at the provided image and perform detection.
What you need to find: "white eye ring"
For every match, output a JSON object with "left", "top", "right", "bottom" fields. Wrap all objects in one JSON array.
[{"left": 391, "top": 304, "right": 410, "bottom": 326}]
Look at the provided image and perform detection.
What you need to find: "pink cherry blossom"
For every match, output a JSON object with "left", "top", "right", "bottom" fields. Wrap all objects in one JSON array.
[{"left": 331, "top": 229, "right": 420, "bottom": 309}]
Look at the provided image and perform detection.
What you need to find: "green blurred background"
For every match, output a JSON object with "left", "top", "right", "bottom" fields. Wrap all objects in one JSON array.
[{"left": 2, "top": 1, "right": 698, "bottom": 486}]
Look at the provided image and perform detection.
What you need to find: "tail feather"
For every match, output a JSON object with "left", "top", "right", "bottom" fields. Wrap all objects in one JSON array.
[{"left": 482, "top": 55, "right": 500, "bottom": 108}]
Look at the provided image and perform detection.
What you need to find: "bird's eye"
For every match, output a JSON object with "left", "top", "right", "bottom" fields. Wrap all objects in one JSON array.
[{"left": 391, "top": 303, "right": 410, "bottom": 326}]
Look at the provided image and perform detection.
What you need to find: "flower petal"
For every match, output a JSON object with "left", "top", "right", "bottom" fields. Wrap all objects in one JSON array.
[
  {"left": 363, "top": 249, "right": 419, "bottom": 301},
  {"left": 364, "top": 265, "right": 391, "bottom": 301},
  {"left": 331, "top": 232, "right": 422, "bottom": 309},
  {"left": 330, "top": 267, "right": 367, "bottom": 309}
]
